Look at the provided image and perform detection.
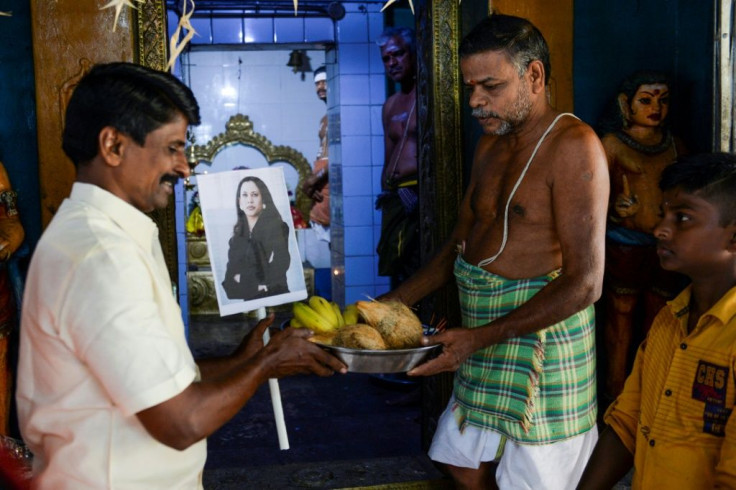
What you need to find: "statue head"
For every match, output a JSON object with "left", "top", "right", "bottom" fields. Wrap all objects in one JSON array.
[{"left": 616, "top": 70, "right": 671, "bottom": 130}]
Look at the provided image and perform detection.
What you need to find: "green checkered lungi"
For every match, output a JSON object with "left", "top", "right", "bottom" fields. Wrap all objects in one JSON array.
[{"left": 452, "top": 256, "right": 597, "bottom": 443}]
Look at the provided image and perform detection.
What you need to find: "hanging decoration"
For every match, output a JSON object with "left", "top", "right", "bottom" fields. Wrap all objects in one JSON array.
[
  {"left": 293, "top": 0, "right": 459, "bottom": 16},
  {"left": 96, "top": 0, "right": 197, "bottom": 71},
  {"left": 381, "top": 0, "right": 414, "bottom": 15},
  {"left": 99, "top": 0, "right": 144, "bottom": 31},
  {"left": 380, "top": 0, "right": 461, "bottom": 15},
  {"left": 92, "top": 0, "right": 463, "bottom": 73},
  {"left": 166, "top": 0, "right": 197, "bottom": 71}
]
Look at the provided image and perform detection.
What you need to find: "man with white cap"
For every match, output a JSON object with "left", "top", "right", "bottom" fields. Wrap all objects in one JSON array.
[{"left": 301, "top": 66, "right": 330, "bottom": 243}]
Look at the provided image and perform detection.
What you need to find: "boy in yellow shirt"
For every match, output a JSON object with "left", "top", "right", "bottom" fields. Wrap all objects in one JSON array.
[{"left": 578, "top": 152, "right": 736, "bottom": 489}]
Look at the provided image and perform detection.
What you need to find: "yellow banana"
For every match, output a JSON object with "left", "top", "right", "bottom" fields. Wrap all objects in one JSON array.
[
  {"left": 289, "top": 315, "right": 304, "bottom": 328},
  {"left": 308, "top": 295, "right": 339, "bottom": 328},
  {"left": 331, "top": 302, "right": 345, "bottom": 327},
  {"left": 293, "top": 302, "right": 336, "bottom": 334},
  {"left": 343, "top": 303, "right": 359, "bottom": 325}
]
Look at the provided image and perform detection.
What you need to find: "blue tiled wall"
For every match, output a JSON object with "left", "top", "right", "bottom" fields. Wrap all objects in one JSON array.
[{"left": 329, "top": 2, "right": 389, "bottom": 306}]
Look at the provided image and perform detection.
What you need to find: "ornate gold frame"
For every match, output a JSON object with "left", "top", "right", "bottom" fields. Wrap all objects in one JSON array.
[{"left": 186, "top": 114, "right": 314, "bottom": 221}]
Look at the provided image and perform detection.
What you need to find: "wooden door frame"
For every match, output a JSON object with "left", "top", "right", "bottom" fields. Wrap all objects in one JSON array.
[
  {"left": 134, "top": 1, "right": 179, "bottom": 283},
  {"left": 415, "top": 0, "right": 464, "bottom": 449}
]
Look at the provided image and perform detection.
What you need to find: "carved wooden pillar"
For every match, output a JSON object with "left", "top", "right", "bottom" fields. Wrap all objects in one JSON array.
[
  {"left": 415, "top": 0, "right": 464, "bottom": 451},
  {"left": 134, "top": 1, "right": 180, "bottom": 284},
  {"left": 30, "top": 0, "right": 178, "bottom": 283}
]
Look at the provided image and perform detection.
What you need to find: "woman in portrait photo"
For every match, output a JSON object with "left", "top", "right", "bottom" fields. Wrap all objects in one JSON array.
[{"left": 222, "top": 175, "right": 291, "bottom": 300}]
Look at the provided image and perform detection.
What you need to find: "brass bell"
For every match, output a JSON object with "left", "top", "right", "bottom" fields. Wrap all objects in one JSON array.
[
  {"left": 299, "top": 53, "right": 313, "bottom": 75},
  {"left": 286, "top": 50, "right": 303, "bottom": 73},
  {"left": 287, "top": 50, "right": 313, "bottom": 80}
]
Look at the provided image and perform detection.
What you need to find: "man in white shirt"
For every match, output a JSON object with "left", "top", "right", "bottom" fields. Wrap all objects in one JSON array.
[{"left": 16, "top": 62, "right": 346, "bottom": 489}]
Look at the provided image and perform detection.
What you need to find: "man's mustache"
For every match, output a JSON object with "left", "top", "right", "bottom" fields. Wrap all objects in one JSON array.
[
  {"left": 161, "top": 174, "right": 179, "bottom": 186},
  {"left": 471, "top": 107, "right": 500, "bottom": 119}
]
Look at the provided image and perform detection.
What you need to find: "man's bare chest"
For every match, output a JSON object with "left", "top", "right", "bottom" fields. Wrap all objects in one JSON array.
[
  {"left": 387, "top": 111, "right": 416, "bottom": 143},
  {"left": 471, "top": 158, "right": 552, "bottom": 224}
]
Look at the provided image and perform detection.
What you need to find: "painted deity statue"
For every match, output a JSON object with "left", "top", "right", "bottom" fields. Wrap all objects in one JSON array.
[
  {"left": 600, "top": 71, "right": 688, "bottom": 399},
  {"left": 0, "top": 161, "right": 24, "bottom": 434}
]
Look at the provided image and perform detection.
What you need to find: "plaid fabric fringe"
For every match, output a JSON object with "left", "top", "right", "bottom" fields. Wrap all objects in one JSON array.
[{"left": 452, "top": 256, "right": 597, "bottom": 443}]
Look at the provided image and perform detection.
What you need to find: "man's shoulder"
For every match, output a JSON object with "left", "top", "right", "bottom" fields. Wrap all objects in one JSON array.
[
  {"left": 382, "top": 92, "right": 401, "bottom": 110},
  {"left": 540, "top": 113, "right": 606, "bottom": 162},
  {"left": 478, "top": 113, "right": 600, "bottom": 157},
  {"left": 546, "top": 112, "right": 598, "bottom": 142},
  {"left": 39, "top": 201, "right": 140, "bottom": 261}
]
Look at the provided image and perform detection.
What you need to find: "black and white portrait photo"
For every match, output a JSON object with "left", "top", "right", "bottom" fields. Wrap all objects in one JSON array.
[{"left": 197, "top": 167, "right": 307, "bottom": 316}]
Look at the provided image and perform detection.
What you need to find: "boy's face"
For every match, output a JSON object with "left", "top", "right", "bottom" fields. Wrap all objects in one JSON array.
[{"left": 654, "top": 188, "right": 736, "bottom": 279}]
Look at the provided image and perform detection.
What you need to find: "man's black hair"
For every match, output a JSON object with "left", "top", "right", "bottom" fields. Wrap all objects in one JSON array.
[
  {"left": 232, "top": 175, "right": 282, "bottom": 236},
  {"left": 313, "top": 65, "right": 327, "bottom": 78},
  {"left": 377, "top": 26, "right": 416, "bottom": 55},
  {"left": 660, "top": 152, "right": 736, "bottom": 225},
  {"left": 459, "top": 13, "right": 551, "bottom": 85},
  {"left": 62, "top": 62, "right": 200, "bottom": 166}
]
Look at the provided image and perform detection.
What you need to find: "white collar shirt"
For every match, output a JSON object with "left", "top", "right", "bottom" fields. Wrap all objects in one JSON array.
[{"left": 17, "top": 182, "right": 205, "bottom": 489}]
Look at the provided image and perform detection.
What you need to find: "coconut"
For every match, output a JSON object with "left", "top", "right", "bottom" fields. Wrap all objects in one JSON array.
[
  {"left": 332, "top": 324, "right": 387, "bottom": 350},
  {"left": 308, "top": 331, "right": 337, "bottom": 345},
  {"left": 355, "top": 300, "right": 423, "bottom": 349}
]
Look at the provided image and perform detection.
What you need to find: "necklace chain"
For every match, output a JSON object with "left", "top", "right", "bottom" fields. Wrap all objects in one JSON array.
[{"left": 615, "top": 129, "right": 674, "bottom": 155}]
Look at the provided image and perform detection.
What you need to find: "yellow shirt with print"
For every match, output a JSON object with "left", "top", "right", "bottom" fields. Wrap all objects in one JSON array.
[{"left": 605, "top": 285, "right": 736, "bottom": 489}]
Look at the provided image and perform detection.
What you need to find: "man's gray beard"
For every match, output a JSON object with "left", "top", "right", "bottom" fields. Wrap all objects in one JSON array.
[{"left": 477, "top": 81, "right": 533, "bottom": 136}]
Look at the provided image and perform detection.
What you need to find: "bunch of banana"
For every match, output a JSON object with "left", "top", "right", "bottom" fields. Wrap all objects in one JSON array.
[
  {"left": 291, "top": 295, "right": 345, "bottom": 334},
  {"left": 343, "top": 303, "right": 360, "bottom": 325}
]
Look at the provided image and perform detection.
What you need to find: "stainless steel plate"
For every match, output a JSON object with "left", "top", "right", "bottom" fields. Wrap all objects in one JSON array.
[{"left": 319, "top": 343, "right": 441, "bottom": 373}]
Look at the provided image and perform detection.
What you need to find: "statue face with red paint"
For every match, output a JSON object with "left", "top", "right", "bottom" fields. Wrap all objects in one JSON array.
[{"left": 622, "top": 83, "right": 670, "bottom": 129}]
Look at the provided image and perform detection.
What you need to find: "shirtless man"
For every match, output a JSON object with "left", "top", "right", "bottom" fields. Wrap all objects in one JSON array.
[
  {"left": 384, "top": 15, "right": 609, "bottom": 489},
  {"left": 375, "top": 26, "right": 420, "bottom": 287}
]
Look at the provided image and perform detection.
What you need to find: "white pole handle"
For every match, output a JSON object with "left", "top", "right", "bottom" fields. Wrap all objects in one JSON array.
[{"left": 257, "top": 306, "right": 289, "bottom": 450}]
